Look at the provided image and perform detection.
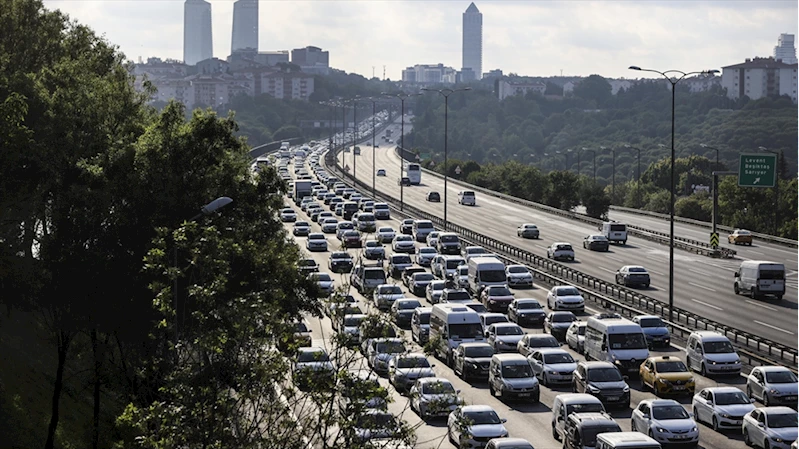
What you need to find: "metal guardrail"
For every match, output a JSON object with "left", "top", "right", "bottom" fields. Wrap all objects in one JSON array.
[
  {"left": 323, "top": 149, "right": 797, "bottom": 371},
  {"left": 399, "top": 150, "right": 737, "bottom": 259},
  {"left": 609, "top": 205, "right": 798, "bottom": 248}
]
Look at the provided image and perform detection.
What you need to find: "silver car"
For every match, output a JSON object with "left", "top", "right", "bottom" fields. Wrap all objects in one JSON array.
[
  {"left": 388, "top": 352, "right": 436, "bottom": 393},
  {"left": 448, "top": 405, "right": 509, "bottom": 449},
  {"left": 528, "top": 348, "right": 577, "bottom": 386},
  {"left": 415, "top": 246, "right": 438, "bottom": 267},
  {"left": 631, "top": 399, "right": 699, "bottom": 446},
  {"left": 426, "top": 280, "right": 446, "bottom": 304},
  {"left": 747, "top": 366, "right": 798, "bottom": 406},
  {"left": 742, "top": 407, "right": 798, "bottom": 449},
  {"left": 410, "top": 377, "right": 461, "bottom": 420},
  {"left": 486, "top": 323, "right": 525, "bottom": 353},
  {"left": 321, "top": 218, "right": 339, "bottom": 233},
  {"left": 692, "top": 387, "right": 755, "bottom": 431},
  {"left": 426, "top": 231, "right": 440, "bottom": 248},
  {"left": 308, "top": 272, "right": 335, "bottom": 296},
  {"left": 505, "top": 265, "right": 534, "bottom": 288},
  {"left": 377, "top": 226, "right": 396, "bottom": 243},
  {"left": 363, "top": 239, "right": 385, "bottom": 260}
]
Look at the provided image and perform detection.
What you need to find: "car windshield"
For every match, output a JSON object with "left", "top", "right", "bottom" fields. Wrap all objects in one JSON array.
[
  {"left": 464, "top": 346, "right": 495, "bottom": 358},
  {"left": 703, "top": 340, "right": 734, "bottom": 354},
  {"left": 422, "top": 382, "right": 455, "bottom": 395},
  {"left": 446, "top": 291, "right": 470, "bottom": 301},
  {"left": 338, "top": 223, "right": 353, "bottom": 229},
  {"left": 309, "top": 234, "right": 325, "bottom": 240},
  {"left": 508, "top": 266, "right": 529, "bottom": 274},
  {"left": 376, "top": 342, "right": 406, "bottom": 354},
  {"left": 295, "top": 322, "right": 308, "bottom": 332},
  {"left": 375, "top": 204, "right": 388, "bottom": 210},
  {"left": 466, "top": 303, "right": 487, "bottom": 314},
  {"left": 331, "top": 252, "right": 350, "bottom": 260},
  {"left": 397, "top": 357, "right": 430, "bottom": 368},
  {"left": 573, "top": 325, "right": 586, "bottom": 335},
  {"left": 582, "top": 426, "right": 620, "bottom": 448},
  {"left": 608, "top": 333, "right": 648, "bottom": 349},
  {"left": 502, "top": 364, "right": 533, "bottom": 378},
  {"left": 652, "top": 405, "right": 689, "bottom": 420},
  {"left": 431, "top": 283, "right": 445, "bottom": 291},
  {"left": 396, "top": 236, "right": 412, "bottom": 242},
  {"left": 299, "top": 259, "right": 316, "bottom": 266},
  {"left": 714, "top": 391, "right": 750, "bottom": 405},
  {"left": 544, "top": 353, "right": 575, "bottom": 364},
  {"left": 655, "top": 361, "right": 687, "bottom": 373},
  {"left": 364, "top": 269, "right": 386, "bottom": 280},
  {"left": 399, "top": 301, "right": 421, "bottom": 310},
  {"left": 447, "top": 259, "right": 466, "bottom": 269},
  {"left": 449, "top": 323, "right": 484, "bottom": 339},
  {"left": 417, "top": 222, "right": 433, "bottom": 229},
  {"left": 591, "top": 235, "right": 607, "bottom": 241},
  {"left": 489, "top": 287, "right": 512, "bottom": 296},
  {"left": 418, "top": 313, "right": 430, "bottom": 325},
  {"left": 556, "top": 287, "right": 580, "bottom": 296},
  {"left": 628, "top": 267, "right": 648, "bottom": 273},
  {"left": 344, "top": 316, "right": 365, "bottom": 327},
  {"left": 356, "top": 413, "right": 395, "bottom": 429},
  {"left": 298, "top": 351, "right": 329, "bottom": 363},
  {"left": 516, "top": 301, "right": 541, "bottom": 310},
  {"left": 392, "top": 255, "right": 412, "bottom": 264},
  {"left": 420, "top": 248, "right": 437, "bottom": 254},
  {"left": 566, "top": 403, "right": 605, "bottom": 415},
  {"left": 296, "top": 222, "right": 310, "bottom": 227},
  {"left": 315, "top": 274, "right": 332, "bottom": 282},
  {"left": 413, "top": 273, "right": 434, "bottom": 282},
  {"left": 378, "top": 227, "right": 393, "bottom": 233},
  {"left": 463, "top": 410, "right": 501, "bottom": 425},
  {"left": 282, "top": 208, "right": 293, "bottom": 213},
  {"left": 768, "top": 413, "right": 799, "bottom": 428},
  {"left": 587, "top": 367, "right": 623, "bottom": 382},
  {"left": 495, "top": 326, "right": 522, "bottom": 336},
  {"left": 552, "top": 314, "right": 576, "bottom": 323},
  {"left": 366, "top": 241, "right": 379, "bottom": 248},
  {"left": 765, "top": 370, "right": 798, "bottom": 383},
  {"left": 377, "top": 286, "right": 399, "bottom": 294},
  {"left": 736, "top": 230, "right": 751, "bottom": 235},
  {"left": 639, "top": 318, "right": 664, "bottom": 328},
  {"left": 439, "top": 235, "right": 459, "bottom": 243},
  {"left": 556, "top": 244, "right": 572, "bottom": 251}
]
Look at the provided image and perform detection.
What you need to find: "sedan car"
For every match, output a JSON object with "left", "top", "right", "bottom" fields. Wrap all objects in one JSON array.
[
  {"left": 297, "top": 258, "right": 320, "bottom": 275},
  {"left": 583, "top": 234, "right": 609, "bottom": 251},
  {"left": 448, "top": 406, "right": 509, "bottom": 449},
  {"left": 639, "top": 356, "right": 695, "bottom": 397},
  {"left": 321, "top": 218, "right": 339, "bottom": 233},
  {"left": 507, "top": 298, "right": 546, "bottom": 327},
  {"left": 293, "top": 221, "right": 311, "bottom": 236},
  {"left": 392, "top": 235, "right": 416, "bottom": 253},
  {"left": 367, "top": 338, "right": 407, "bottom": 375},
  {"left": 528, "top": 348, "right": 577, "bottom": 386},
  {"left": 306, "top": 233, "right": 328, "bottom": 252},
  {"left": 308, "top": 272, "right": 335, "bottom": 297},
  {"left": 746, "top": 366, "right": 798, "bottom": 406},
  {"left": 633, "top": 315, "right": 671, "bottom": 348},
  {"left": 400, "top": 219, "right": 415, "bottom": 235},
  {"left": 328, "top": 251, "right": 354, "bottom": 273},
  {"left": 426, "top": 191, "right": 441, "bottom": 202},
  {"left": 387, "top": 254, "right": 413, "bottom": 278},
  {"left": 728, "top": 229, "right": 753, "bottom": 246},
  {"left": 336, "top": 221, "right": 355, "bottom": 239},
  {"left": 376, "top": 168, "right": 386, "bottom": 177},
  {"left": 377, "top": 226, "right": 397, "bottom": 243},
  {"left": 616, "top": 266, "right": 651, "bottom": 288},
  {"left": 544, "top": 312, "right": 578, "bottom": 340},
  {"left": 692, "top": 387, "right": 756, "bottom": 431},
  {"left": 415, "top": 246, "right": 438, "bottom": 267},
  {"left": 350, "top": 410, "right": 402, "bottom": 442},
  {"left": 292, "top": 347, "right": 336, "bottom": 390},
  {"left": 486, "top": 323, "right": 525, "bottom": 353},
  {"left": 505, "top": 265, "right": 534, "bottom": 288},
  {"left": 743, "top": 407, "right": 798, "bottom": 449},
  {"left": 516, "top": 333, "right": 560, "bottom": 357},
  {"left": 280, "top": 208, "right": 297, "bottom": 222},
  {"left": 409, "top": 272, "right": 436, "bottom": 296},
  {"left": 546, "top": 286, "right": 585, "bottom": 313},
  {"left": 517, "top": 224, "right": 540, "bottom": 239},
  {"left": 391, "top": 298, "right": 423, "bottom": 328},
  {"left": 363, "top": 239, "right": 385, "bottom": 260},
  {"left": 546, "top": 242, "right": 575, "bottom": 261},
  {"left": 387, "top": 352, "right": 435, "bottom": 393},
  {"left": 426, "top": 280, "right": 446, "bottom": 304},
  {"left": 410, "top": 377, "right": 461, "bottom": 420},
  {"left": 480, "top": 285, "right": 515, "bottom": 313},
  {"left": 631, "top": 399, "right": 699, "bottom": 447},
  {"left": 338, "top": 314, "right": 367, "bottom": 346},
  {"left": 341, "top": 230, "right": 362, "bottom": 248}
]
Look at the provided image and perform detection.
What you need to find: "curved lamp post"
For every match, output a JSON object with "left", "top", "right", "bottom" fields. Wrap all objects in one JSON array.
[{"left": 382, "top": 92, "right": 423, "bottom": 211}]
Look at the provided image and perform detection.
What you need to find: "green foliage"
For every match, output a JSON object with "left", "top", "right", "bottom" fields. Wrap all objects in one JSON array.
[
  {"left": 674, "top": 194, "right": 712, "bottom": 221},
  {"left": 581, "top": 180, "right": 612, "bottom": 219}
]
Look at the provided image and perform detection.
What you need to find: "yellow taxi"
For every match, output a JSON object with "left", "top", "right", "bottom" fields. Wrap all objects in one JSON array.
[
  {"left": 728, "top": 229, "right": 753, "bottom": 245},
  {"left": 639, "top": 356, "right": 695, "bottom": 397}
]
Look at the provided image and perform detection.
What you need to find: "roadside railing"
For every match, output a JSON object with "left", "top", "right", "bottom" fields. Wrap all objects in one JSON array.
[{"left": 323, "top": 148, "right": 797, "bottom": 371}]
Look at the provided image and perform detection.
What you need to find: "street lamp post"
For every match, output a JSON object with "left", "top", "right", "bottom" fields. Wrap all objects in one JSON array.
[
  {"left": 758, "top": 146, "right": 780, "bottom": 235},
  {"left": 629, "top": 65, "right": 719, "bottom": 322},
  {"left": 422, "top": 87, "right": 472, "bottom": 231},
  {"left": 351, "top": 97, "right": 359, "bottom": 181},
  {"left": 369, "top": 97, "right": 379, "bottom": 198},
  {"left": 382, "top": 92, "right": 422, "bottom": 211},
  {"left": 602, "top": 147, "right": 617, "bottom": 201},
  {"left": 623, "top": 144, "right": 643, "bottom": 208},
  {"left": 581, "top": 148, "right": 597, "bottom": 182}
]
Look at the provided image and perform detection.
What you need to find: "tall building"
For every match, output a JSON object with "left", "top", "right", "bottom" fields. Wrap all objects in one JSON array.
[
  {"left": 231, "top": 0, "right": 259, "bottom": 52},
  {"left": 183, "top": 0, "right": 213, "bottom": 65},
  {"left": 774, "top": 33, "right": 797, "bottom": 65},
  {"left": 721, "top": 57, "right": 798, "bottom": 103},
  {"left": 291, "top": 46, "right": 330, "bottom": 74},
  {"left": 462, "top": 2, "right": 483, "bottom": 80}
]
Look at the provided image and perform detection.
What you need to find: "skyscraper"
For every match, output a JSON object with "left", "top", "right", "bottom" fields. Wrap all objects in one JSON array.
[
  {"left": 231, "top": 0, "right": 259, "bottom": 53},
  {"left": 462, "top": 2, "right": 483, "bottom": 81},
  {"left": 774, "top": 33, "right": 797, "bottom": 65},
  {"left": 183, "top": 0, "right": 213, "bottom": 65}
]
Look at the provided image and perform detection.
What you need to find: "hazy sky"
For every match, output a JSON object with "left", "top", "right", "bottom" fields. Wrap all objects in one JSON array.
[{"left": 43, "top": 0, "right": 798, "bottom": 79}]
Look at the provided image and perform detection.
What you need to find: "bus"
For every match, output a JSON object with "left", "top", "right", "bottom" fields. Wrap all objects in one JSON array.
[{"left": 404, "top": 163, "right": 421, "bottom": 185}]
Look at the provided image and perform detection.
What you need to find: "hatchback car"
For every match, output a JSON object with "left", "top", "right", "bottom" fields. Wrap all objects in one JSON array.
[
  {"left": 742, "top": 407, "right": 798, "bottom": 449},
  {"left": 529, "top": 348, "right": 577, "bottom": 386},
  {"left": 547, "top": 242, "right": 575, "bottom": 261},
  {"left": 452, "top": 342, "right": 495, "bottom": 380},
  {"left": 517, "top": 333, "right": 560, "bottom": 357},
  {"left": 633, "top": 315, "right": 671, "bottom": 348},
  {"left": 408, "top": 272, "right": 436, "bottom": 296},
  {"left": 631, "top": 399, "right": 699, "bottom": 447},
  {"left": 746, "top": 366, "right": 798, "bottom": 406},
  {"left": 415, "top": 246, "right": 438, "bottom": 266},
  {"left": 400, "top": 219, "right": 415, "bottom": 235},
  {"left": 616, "top": 266, "right": 651, "bottom": 288},
  {"left": 387, "top": 352, "right": 435, "bottom": 393},
  {"left": 507, "top": 298, "right": 546, "bottom": 327},
  {"left": 516, "top": 223, "right": 540, "bottom": 239},
  {"left": 486, "top": 323, "right": 525, "bottom": 353},
  {"left": 426, "top": 280, "right": 446, "bottom": 304},
  {"left": 448, "top": 406, "right": 508, "bottom": 449},
  {"left": 391, "top": 298, "right": 423, "bottom": 328},
  {"left": 545, "top": 312, "right": 578, "bottom": 340},
  {"left": 387, "top": 253, "right": 413, "bottom": 278},
  {"left": 572, "top": 361, "right": 631, "bottom": 409},
  {"left": 392, "top": 235, "right": 415, "bottom": 253},
  {"left": 426, "top": 191, "right": 441, "bottom": 202},
  {"left": 481, "top": 285, "right": 515, "bottom": 313},
  {"left": 583, "top": 234, "right": 609, "bottom": 251},
  {"left": 505, "top": 265, "right": 534, "bottom": 288},
  {"left": 692, "top": 387, "right": 755, "bottom": 431},
  {"left": 426, "top": 231, "right": 440, "bottom": 248}
]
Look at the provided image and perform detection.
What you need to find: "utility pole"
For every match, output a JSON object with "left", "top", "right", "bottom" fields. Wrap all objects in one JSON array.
[{"left": 383, "top": 65, "right": 386, "bottom": 80}]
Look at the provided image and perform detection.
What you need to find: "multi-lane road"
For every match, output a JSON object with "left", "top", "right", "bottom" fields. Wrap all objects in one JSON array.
[{"left": 335, "top": 125, "right": 798, "bottom": 348}]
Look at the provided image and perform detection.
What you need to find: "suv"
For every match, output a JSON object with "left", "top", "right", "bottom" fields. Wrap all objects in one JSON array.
[
  {"left": 350, "top": 262, "right": 388, "bottom": 294},
  {"left": 458, "top": 190, "right": 476, "bottom": 206},
  {"left": 436, "top": 232, "right": 462, "bottom": 255},
  {"left": 572, "top": 361, "right": 631, "bottom": 409},
  {"left": 562, "top": 412, "right": 621, "bottom": 449}
]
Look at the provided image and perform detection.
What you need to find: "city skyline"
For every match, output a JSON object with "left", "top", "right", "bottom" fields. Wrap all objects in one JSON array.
[{"left": 45, "top": 0, "right": 797, "bottom": 79}]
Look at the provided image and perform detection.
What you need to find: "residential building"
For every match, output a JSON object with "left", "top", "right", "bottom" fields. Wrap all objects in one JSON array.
[
  {"left": 681, "top": 74, "right": 721, "bottom": 93},
  {"left": 774, "top": 33, "right": 797, "bottom": 65},
  {"left": 231, "top": 0, "right": 259, "bottom": 53},
  {"left": 134, "top": 58, "right": 190, "bottom": 78},
  {"left": 462, "top": 2, "right": 483, "bottom": 80},
  {"left": 497, "top": 79, "right": 546, "bottom": 100},
  {"left": 721, "top": 57, "right": 798, "bottom": 103},
  {"left": 196, "top": 57, "right": 229, "bottom": 75},
  {"left": 482, "top": 69, "right": 503, "bottom": 80},
  {"left": 257, "top": 72, "right": 315, "bottom": 100},
  {"left": 291, "top": 46, "right": 330, "bottom": 75},
  {"left": 183, "top": 0, "right": 213, "bottom": 65},
  {"left": 401, "top": 64, "right": 457, "bottom": 84},
  {"left": 254, "top": 50, "right": 290, "bottom": 66},
  {"left": 458, "top": 68, "right": 477, "bottom": 83}
]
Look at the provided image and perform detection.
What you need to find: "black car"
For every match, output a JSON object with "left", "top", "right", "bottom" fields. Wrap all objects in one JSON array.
[
  {"left": 398, "top": 177, "right": 411, "bottom": 186},
  {"left": 426, "top": 191, "right": 441, "bottom": 202},
  {"left": 328, "top": 251, "right": 354, "bottom": 273},
  {"left": 508, "top": 298, "right": 546, "bottom": 326},
  {"left": 544, "top": 311, "right": 577, "bottom": 340},
  {"left": 400, "top": 219, "right": 414, "bottom": 235},
  {"left": 298, "top": 258, "right": 320, "bottom": 275}
]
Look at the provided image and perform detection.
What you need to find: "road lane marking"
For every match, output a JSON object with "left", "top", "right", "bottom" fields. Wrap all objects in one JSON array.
[
  {"left": 598, "top": 267, "right": 617, "bottom": 274},
  {"left": 648, "top": 269, "right": 665, "bottom": 276},
  {"left": 745, "top": 300, "right": 777, "bottom": 311},
  {"left": 605, "top": 255, "right": 624, "bottom": 262},
  {"left": 688, "top": 282, "right": 716, "bottom": 292},
  {"left": 691, "top": 298, "right": 723, "bottom": 311},
  {"left": 753, "top": 320, "right": 795, "bottom": 335}
]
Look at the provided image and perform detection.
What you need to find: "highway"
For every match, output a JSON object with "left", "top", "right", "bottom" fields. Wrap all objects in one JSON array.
[
  {"left": 281, "top": 181, "right": 751, "bottom": 449},
  {"left": 335, "top": 123, "right": 798, "bottom": 349}
]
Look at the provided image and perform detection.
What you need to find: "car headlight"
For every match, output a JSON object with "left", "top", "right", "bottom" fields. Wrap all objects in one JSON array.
[
  {"left": 769, "top": 388, "right": 780, "bottom": 395},
  {"left": 470, "top": 362, "right": 479, "bottom": 369},
  {"left": 656, "top": 427, "right": 669, "bottom": 433},
  {"left": 720, "top": 413, "right": 731, "bottom": 418},
  {"left": 623, "top": 385, "right": 630, "bottom": 392},
  {"left": 657, "top": 378, "right": 669, "bottom": 384},
  {"left": 772, "top": 437, "right": 785, "bottom": 443},
  {"left": 504, "top": 382, "right": 514, "bottom": 390},
  {"left": 687, "top": 377, "right": 696, "bottom": 385},
  {"left": 710, "top": 360, "right": 717, "bottom": 365},
  {"left": 587, "top": 384, "right": 600, "bottom": 393},
  {"left": 549, "top": 370, "right": 559, "bottom": 375},
  {"left": 691, "top": 427, "right": 698, "bottom": 433}
]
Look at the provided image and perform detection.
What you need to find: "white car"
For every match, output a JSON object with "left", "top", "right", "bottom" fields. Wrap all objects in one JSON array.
[
  {"left": 306, "top": 233, "right": 328, "bottom": 252},
  {"left": 505, "top": 265, "right": 534, "bottom": 288},
  {"left": 528, "top": 348, "right": 577, "bottom": 386},
  {"left": 292, "top": 347, "right": 336, "bottom": 388},
  {"left": 631, "top": 399, "right": 699, "bottom": 446},
  {"left": 448, "top": 405, "right": 508, "bottom": 449},
  {"left": 363, "top": 239, "right": 385, "bottom": 260},
  {"left": 351, "top": 410, "right": 401, "bottom": 442},
  {"left": 546, "top": 242, "right": 575, "bottom": 261},
  {"left": 377, "top": 226, "right": 396, "bottom": 243},
  {"left": 387, "top": 352, "right": 436, "bottom": 393},
  {"left": 742, "top": 407, "right": 798, "bottom": 449},
  {"left": 280, "top": 208, "right": 297, "bottom": 222},
  {"left": 415, "top": 246, "right": 438, "bottom": 267},
  {"left": 410, "top": 377, "right": 461, "bottom": 421},
  {"left": 426, "top": 280, "right": 446, "bottom": 304},
  {"left": 746, "top": 366, "right": 798, "bottom": 406},
  {"left": 692, "top": 387, "right": 755, "bottom": 431},
  {"left": 486, "top": 322, "right": 525, "bottom": 353},
  {"left": 321, "top": 218, "right": 339, "bottom": 233},
  {"left": 426, "top": 231, "right": 440, "bottom": 248},
  {"left": 373, "top": 284, "right": 405, "bottom": 307},
  {"left": 546, "top": 285, "right": 585, "bottom": 313},
  {"left": 392, "top": 235, "right": 416, "bottom": 253},
  {"left": 308, "top": 272, "right": 335, "bottom": 296}
]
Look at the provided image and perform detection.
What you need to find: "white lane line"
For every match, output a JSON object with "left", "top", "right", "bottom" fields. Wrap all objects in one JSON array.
[
  {"left": 745, "top": 300, "right": 778, "bottom": 311},
  {"left": 691, "top": 298, "right": 723, "bottom": 311},
  {"left": 535, "top": 245, "right": 548, "bottom": 250},
  {"left": 748, "top": 250, "right": 766, "bottom": 256},
  {"left": 688, "top": 282, "right": 717, "bottom": 292},
  {"left": 648, "top": 269, "right": 665, "bottom": 276},
  {"left": 753, "top": 320, "right": 795, "bottom": 335},
  {"left": 693, "top": 270, "right": 712, "bottom": 277},
  {"left": 605, "top": 255, "right": 624, "bottom": 262},
  {"left": 598, "top": 267, "right": 617, "bottom": 274}
]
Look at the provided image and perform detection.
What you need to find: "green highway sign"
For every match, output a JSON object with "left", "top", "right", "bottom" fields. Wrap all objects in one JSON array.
[{"left": 738, "top": 154, "right": 776, "bottom": 187}]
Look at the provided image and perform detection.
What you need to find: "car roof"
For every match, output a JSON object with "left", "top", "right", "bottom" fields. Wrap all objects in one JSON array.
[
  {"left": 458, "top": 342, "right": 493, "bottom": 348},
  {"left": 514, "top": 298, "right": 539, "bottom": 303},
  {"left": 417, "top": 376, "right": 451, "bottom": 385},
  {"left": 461, "top": 404, "right": 495, "bottom": 413},
  {"left": 643, "top": 398, "right": 683, "bottom": 407},
  {"left": 692, "top": 331, "right": 729, "bottom": 341},
  {"left": 580, "top": 361, "right": 616, "bottom": 369},
  {"left": 703, "top": 386, "right": 744, "bottom": 393},
  {"left": 535, "top": 348, "right": 570, "bottom": 355},
  {"left": 648, "top": 356, "right": 684, "bottom": 363},
  {"left": 762, "top": 406, "right": 797, "bottom": 414},
  {"left": 758, "top": 366, "right": 793, "bottom": 372},
  {"left": 556, "top": 393, "right": 603, "bottom": 404}
]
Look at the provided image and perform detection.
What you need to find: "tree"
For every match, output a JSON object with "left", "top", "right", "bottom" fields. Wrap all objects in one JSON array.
[
  {"left": 581, "top": 180, "right": 611, "bottom": 219},
  {"left": 572, "top": 75, "right": 612, "bottom": 107},
  {"left": 273, "top": 124, "right": 303, "bottom": 141},
  {"left": 543, "top": 171, "right": 581, "bottom": 211}
]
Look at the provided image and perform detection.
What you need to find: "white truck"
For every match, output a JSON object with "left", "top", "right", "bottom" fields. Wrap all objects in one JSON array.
[
  {"left": 467, "top": 256, "right": 507, "bottom": 296},
  {"left": 293, "top": 180, "right": 313, "bottom": 206},
  {"left": 600, "top": 221, "right": 628, "bottom": 245}
]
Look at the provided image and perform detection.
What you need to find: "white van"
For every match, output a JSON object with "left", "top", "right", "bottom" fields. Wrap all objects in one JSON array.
[
  {"left": 429, "top": 304, "right": 485, "bottom": 365},
  {"left": 600, "top": 222, "right": 627, "bottom": 245},
  {"left": 467, "top": 256, "right": 507, "bottom": 295},
  {"left": 596, "top": 432, "right": 661, "bottom": 449},
  {"left": 734, "top": 260, "right": 786, "bottom": 300},
  {"left": 458, "top": 190, "right": 476, "bottom": 206},
  {"left": 412, "top": 220, "right": 435, "bottom": 243},
  {"left": 685, "top": 331, "right": 741, "bottom": 376},
  {"left": 584, "top": 317, "right": 649, "bottom": 374}
]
